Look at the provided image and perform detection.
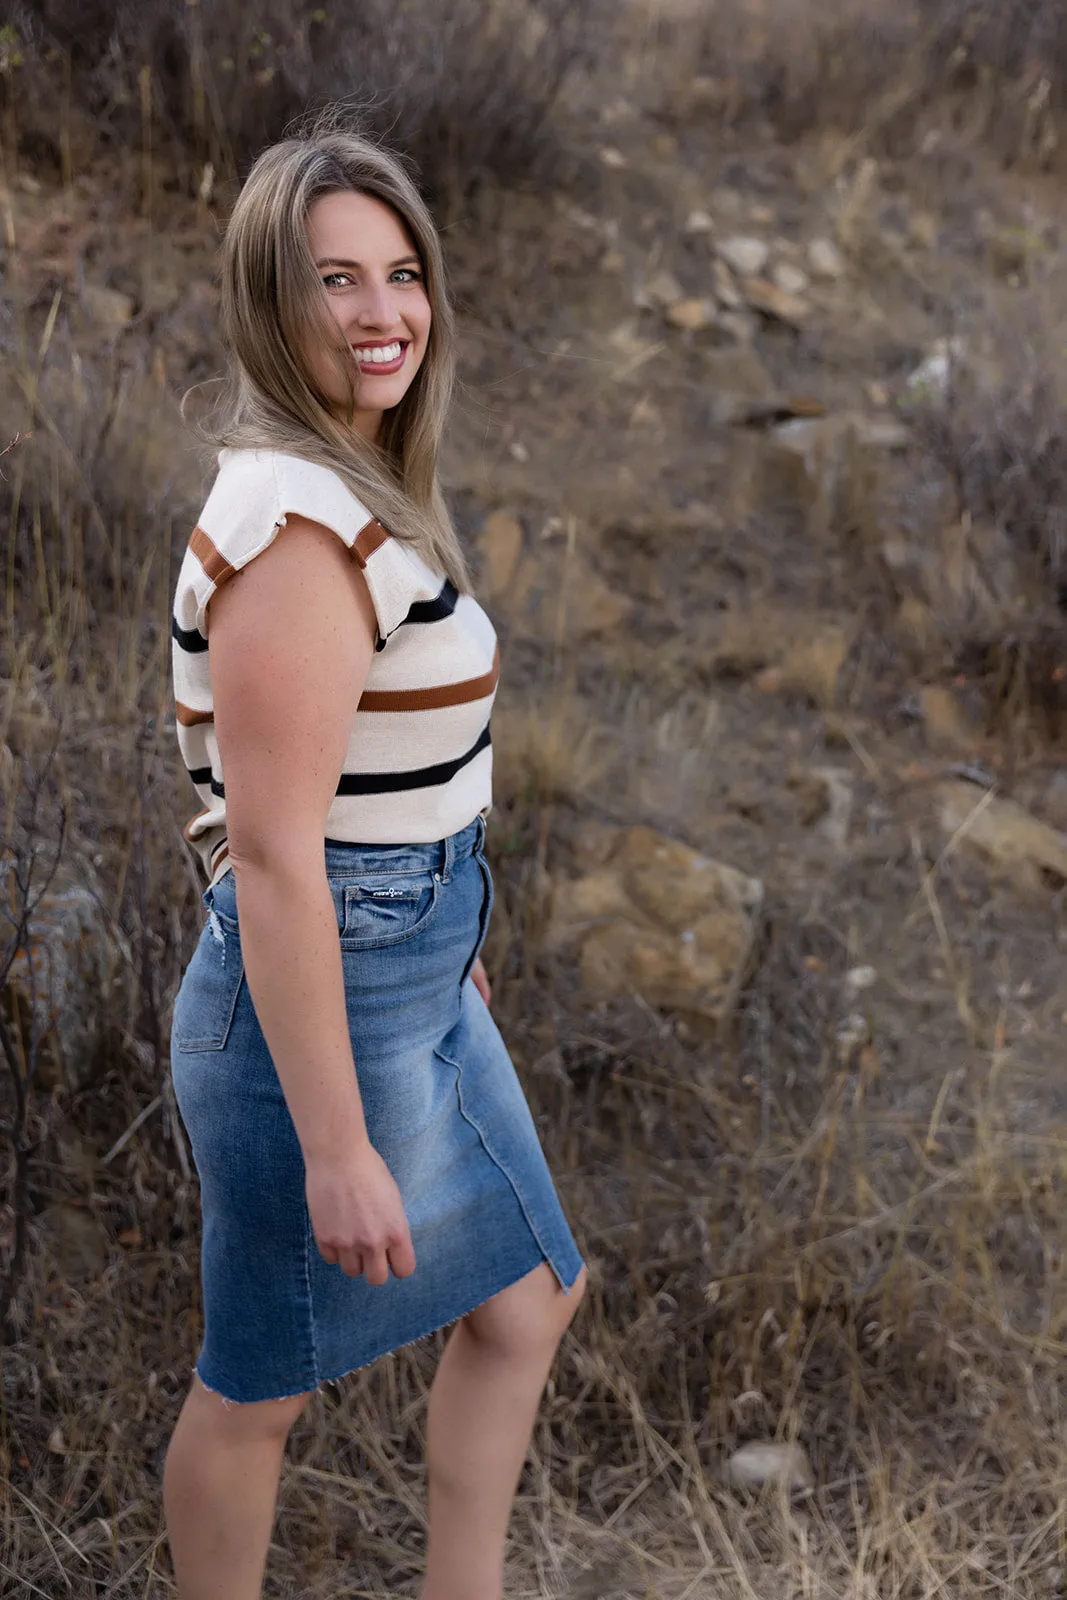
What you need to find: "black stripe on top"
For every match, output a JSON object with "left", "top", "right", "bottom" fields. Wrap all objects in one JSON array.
[
  {"left": 186, "top": 766, "right": 225, "bottom": 798},
  {"left": 401, "top": 579, "right": 459, "bottom": 628},
  {"left": 185, "top": 724, "right": 491, "bottom": 805},
  {"left": 376, "top": 579, "right": 460, "bottom": 652},
  {"left": 172, "top": 616, "right": 209, "bottom": 654},
  {"left": 335, "top": 724, "right": 491, "bottom": 797}
]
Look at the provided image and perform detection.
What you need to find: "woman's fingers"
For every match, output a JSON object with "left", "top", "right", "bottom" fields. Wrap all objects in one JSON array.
[{"left": 388, "top": 1235, "right": 417, "bottom": 1279}]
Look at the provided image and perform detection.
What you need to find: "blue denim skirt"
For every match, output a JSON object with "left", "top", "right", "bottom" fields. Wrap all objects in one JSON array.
[{"left": 170, "top": 817, "right": 583, "bottom": 1404}]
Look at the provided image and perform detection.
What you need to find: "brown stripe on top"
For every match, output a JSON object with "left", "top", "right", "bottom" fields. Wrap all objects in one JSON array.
[
  {"left": 183, "top": 807, "right": 210, "bottom": 842},
  {"left": 190, "top": 525, "right": 236, "bottom": 587},
  {"left": 358, "top": 647, "right": 500, "bottom": 714},
  {"left": 352, "top": 518, "right": 390, "bottom": 569},
  {"left": 175, "top": 701, "right": 215, "bottom": 727}
]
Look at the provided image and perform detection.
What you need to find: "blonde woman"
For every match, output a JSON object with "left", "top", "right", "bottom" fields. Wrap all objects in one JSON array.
[{"left": 164, "top": 122, "right": 585, "bottom": 1600}]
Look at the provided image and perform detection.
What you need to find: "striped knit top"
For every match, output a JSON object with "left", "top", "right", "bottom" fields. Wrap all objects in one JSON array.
[{"left": 172, "top": 448, "right": 497, "bottom": 887}]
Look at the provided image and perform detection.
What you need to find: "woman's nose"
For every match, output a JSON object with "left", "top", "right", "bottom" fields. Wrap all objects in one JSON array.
[{"left": 354, "top": 278, "right": 398, "bottom": 329}]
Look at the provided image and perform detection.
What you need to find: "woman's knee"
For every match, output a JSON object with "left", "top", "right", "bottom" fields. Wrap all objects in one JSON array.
[
  {"left": 464, "top": 1261, "right": 586, "bottom": 1360},
  {"left": 182, "top": 1374, "right": 313, "bottom": 1443}
]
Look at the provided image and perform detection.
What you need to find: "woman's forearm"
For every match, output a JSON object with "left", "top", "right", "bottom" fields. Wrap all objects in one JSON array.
[{"left": 229, "top": 851, "right": 369, "bottom": 1162}]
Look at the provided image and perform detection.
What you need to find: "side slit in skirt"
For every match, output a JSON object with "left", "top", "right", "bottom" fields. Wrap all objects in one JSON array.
[{"left": 170, "top": 817, "right": 583, "bottom": 1404}]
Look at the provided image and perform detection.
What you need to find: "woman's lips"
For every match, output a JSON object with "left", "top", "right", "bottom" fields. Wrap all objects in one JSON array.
[{"left": 353, "top": 340, "right": 407, "bottom": 376}]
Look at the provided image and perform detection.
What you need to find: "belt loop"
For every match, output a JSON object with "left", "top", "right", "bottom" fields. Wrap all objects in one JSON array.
[{"left": 439, "top": 829, "right": 456, "bottom": 885}]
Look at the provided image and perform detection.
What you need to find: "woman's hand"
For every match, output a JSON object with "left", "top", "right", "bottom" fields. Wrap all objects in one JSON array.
[
  {"left": 305, "top": 1143, "right": 416, "bottom": 1285},
  {"left": 471, "top": 957, "right": 492, "bottom": 1009}
]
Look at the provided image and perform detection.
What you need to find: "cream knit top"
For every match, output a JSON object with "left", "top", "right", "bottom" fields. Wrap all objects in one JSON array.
[{"left": 172, "top": 449, "right": 497, "bottom": 886}]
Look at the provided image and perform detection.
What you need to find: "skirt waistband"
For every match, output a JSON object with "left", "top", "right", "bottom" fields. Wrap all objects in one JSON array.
[{"left": 321, "top": 814, "right": 486, "bottom": 884}]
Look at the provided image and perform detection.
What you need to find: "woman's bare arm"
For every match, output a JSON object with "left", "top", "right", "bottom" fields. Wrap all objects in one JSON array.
[{"left": 207, "top": 515, "right": 414, "bottom": 1283}]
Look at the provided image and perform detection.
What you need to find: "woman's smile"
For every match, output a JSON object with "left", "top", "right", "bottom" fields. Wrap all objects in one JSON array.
[{"left": 352, "top": 338, "right": 408, "bottom": 375}]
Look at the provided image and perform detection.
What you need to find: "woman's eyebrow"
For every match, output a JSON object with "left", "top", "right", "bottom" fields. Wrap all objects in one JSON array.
[{"left": 314, "top": 254, "right": 422, "bottom": 270}]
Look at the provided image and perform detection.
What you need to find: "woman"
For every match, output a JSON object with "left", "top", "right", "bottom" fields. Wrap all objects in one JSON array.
[{"left": 165, "top": 120, "right": 585, "bottom": 1600}]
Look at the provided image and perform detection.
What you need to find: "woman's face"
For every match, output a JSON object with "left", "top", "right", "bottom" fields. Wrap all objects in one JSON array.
[{"left": 304, "top": 189, "right": 432, "bottom": 442}]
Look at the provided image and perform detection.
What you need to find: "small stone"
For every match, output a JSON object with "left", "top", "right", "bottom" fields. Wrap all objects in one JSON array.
[
  {"left": 846, "top": 965, "right": 878, "bottom": 992},
  {"left": 599, "top": 146, "right": 627, "bottom": 169},
  {"left": 47, "top": 1427, "right": 67, "bottom": 1455},
  {"left": 771, "top": 261, "right": 810, "bottom": 297},
  {"left": 749, "top": 204, "right": 775, "bottom": 226},
  {"left": 478, "top": 512, "right": 524, "bottom": 599},
  {"left": 600, "top": 249, "right": 624, "bottom": 274},
  {"left": 743, "top": 277, "right": 812, "bottom": 326},
  {"left": 81, "top": 284, "right": 135, "bottom": 332},
  {"left": 726, "top": 1441, "right": 814, "bottom": 1493},
  {"left": 906, "top": 338, "right": 966, "bottom": 404},
  {"left": 507, "top": 440, "right": 529, "bottom": 463},
  {"left": 684, "top": 208, "right": 714, "bottom": 235},
  {"left": 715, "top": 309, "right": 757, "bottom": 344},
  {"left": 836, "top": 1012, "right": 870, "bottom": 1062},
  {"left": 665, "top": 297, "right": 714, "bottom": 331},
  {"left": 638, "top": 268, "right": 685, "bottom": 310},
  {"left": 807, "top": 237, "right": 846, "bottom": 280},
  {"left": 936, "top": 783, "right": 1067, "bottom": 893},
  {"left": 711, "top": 258, "right": 741, "bottom": 308},
  {"left": 909, "top": 211, "right": 938, "bottom": 250},
  {"left": 717, "top": 235, "right": 770, "bottom": 278}
]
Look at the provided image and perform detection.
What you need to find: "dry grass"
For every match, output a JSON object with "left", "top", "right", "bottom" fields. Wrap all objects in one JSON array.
[
  {"left": 4, "top": 0, "right": 599, "bottom": 209},
  {"left": 641, "top": 0, "right": 1067, "bottom": 170},
  {"left": 5, "top": 3, "right": 1067, "bottom": 1597}
]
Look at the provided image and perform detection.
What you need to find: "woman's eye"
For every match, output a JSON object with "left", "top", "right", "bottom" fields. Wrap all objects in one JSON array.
[
  {"left": 322, "top": 272, "right": 352, "bottom": 289},
  {"left": 391, "top": 268, "right": 422, "bottom": 285}
]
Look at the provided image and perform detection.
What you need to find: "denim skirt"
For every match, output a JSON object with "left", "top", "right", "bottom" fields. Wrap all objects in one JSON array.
[{"left": 170, "top": 817, "right": 583, "bottom": 1404}]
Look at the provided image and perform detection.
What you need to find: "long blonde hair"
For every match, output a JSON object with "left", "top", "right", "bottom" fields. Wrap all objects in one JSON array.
[{"left": 208, "top": 118, "right": 470, "bottom": 592}]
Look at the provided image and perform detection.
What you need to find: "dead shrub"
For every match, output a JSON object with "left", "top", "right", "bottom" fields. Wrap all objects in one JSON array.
[
  {"left": 905, "top": 317, "right": 1067, "bottom": 732},
  {"left": 4, "top": 0, "right": 597, "bottom": 207},
  {"left": 647, "top": 0, "right": 1067, "bottom": 168}
]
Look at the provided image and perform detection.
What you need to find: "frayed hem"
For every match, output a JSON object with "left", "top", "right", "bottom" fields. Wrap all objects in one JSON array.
[{"left": 191, "top": 1251, "right": 585, "bottom": 1407}]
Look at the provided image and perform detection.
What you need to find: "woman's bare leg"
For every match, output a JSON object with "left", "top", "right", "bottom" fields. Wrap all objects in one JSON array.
[
  {"left": 163, "top": 1376, "right": 311, "bottom": 1600},
  {"left": 421, "top": 1262, "right": 586, "bottom": 1600}
]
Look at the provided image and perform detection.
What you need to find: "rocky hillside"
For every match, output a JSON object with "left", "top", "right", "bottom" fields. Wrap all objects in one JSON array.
[{"left": 4, "top": 3, "right": 1067, "bottom": 1595}]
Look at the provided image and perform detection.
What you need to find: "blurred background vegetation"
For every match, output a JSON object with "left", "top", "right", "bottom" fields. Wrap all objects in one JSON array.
[{"left": 4, "top": 2, "right": 1067, "bottom": 1595}]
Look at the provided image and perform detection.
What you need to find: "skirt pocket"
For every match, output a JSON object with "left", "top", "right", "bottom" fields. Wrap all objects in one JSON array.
[
  {"left": 172, "top": 904, "right": 246, "bottom": 1054},
  {"left": 338, "top": 870, "right": 440, "bottom": 950}
]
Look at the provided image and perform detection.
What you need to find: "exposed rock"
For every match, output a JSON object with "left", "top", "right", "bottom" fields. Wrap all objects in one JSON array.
[
  {"left": 665, "top": 297, "right": 715, "bottom": 331},
  {"left": 727, "top": 396, "right": 827, "bottom": 429},
  {"left": 81, "top": 283, "right": 135, "bottom": 333},
  {"left": 3, "top": 875, "right": 129, "bottom": 1092},
  {"left": 498, "top": 534, "right": 634, "bottom": 643},
  {"left": 937, "top": 783, "right": 1067, "bottom": 893},
  {"left": 40, "top": 1202, "right": 109, "bottom": 1281},
  {"left": 548, "top": 826, "right": 763, "bottom": 1023},
  {"left": 703, "top": 345, "right": 778, "bottom": 427},
  {"left": 807, "top": 238, "right": 846, "bottom": 280},
  {"left": 789, "top": 765, "right": 854, "bottom": 845},
  {"left": 909, "top": 211, "right": 939, "bottom": 250},
  {"left": 906, "top": 338, "right": 966, "bottom": 404},
  {"left": 846, "top": 965, "right": 878, "bottom": 992},
  {"left": 756, "top": 412, "right": 908, "bottom": 518},
  {"left": 726, "top": 1441, "right": 814, "bottom": 1494},
  {"left": 743, "top": 277, "right": 812, "bottom": 326},
  {"left": 711, "top": 257, "right": 742, "bottom": 308},
  {"left": 478, "top": 511, "right": 524, "bottom": 600},
  {"left": 716, "top": 309, "right": 758, "bottom": 344},
  {"left": 717, "top": 235, "right": 769, "bottom": 278},
  {"left": 636, "top": 268, "right": 685, "bottom": 310},
  {"left": 771, "top": 261, "right": 810, "bottom": 297}
]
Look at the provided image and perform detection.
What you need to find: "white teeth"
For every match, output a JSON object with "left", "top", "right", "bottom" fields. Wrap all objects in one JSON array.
[{"left": 357, "top": 342, "right": 402, "bottom": 364}]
